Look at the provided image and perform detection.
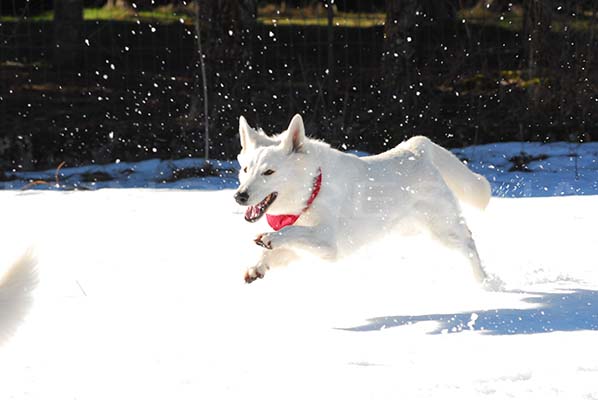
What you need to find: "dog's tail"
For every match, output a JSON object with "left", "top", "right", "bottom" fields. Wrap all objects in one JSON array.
[
  {"left": 0, "top": 252, "right": 38, "bottom": 345},
  {"left": 407, "top": 136, "right": 491, "bottom": 209}
]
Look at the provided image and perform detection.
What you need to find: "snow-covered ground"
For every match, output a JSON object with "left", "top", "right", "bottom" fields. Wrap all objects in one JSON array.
[
  {"left": 2, "top": 141, "right": 598, "bottom": 196},
  {"left": 0, "top": 142, "right": 597, "bottom": 399}
]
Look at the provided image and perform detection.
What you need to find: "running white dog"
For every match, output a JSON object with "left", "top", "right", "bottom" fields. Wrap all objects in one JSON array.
[
  {"left": 235, "top": 114, "right": 491, "bottom": 285},
  {"left": 0, "top": 253, "right": 37, "bottom": 345}
]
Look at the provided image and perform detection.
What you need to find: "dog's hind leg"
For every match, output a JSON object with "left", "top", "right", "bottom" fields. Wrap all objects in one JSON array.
[
  {"left": 417, "top": 202, "right": 488, "bottom": 284},
  {"left": 434, "top": 221, "right": 487, "bottom": 284}
]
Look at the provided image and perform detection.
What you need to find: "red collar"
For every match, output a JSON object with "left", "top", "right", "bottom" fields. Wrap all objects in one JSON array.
[{"left": 266, "top": 168, "right": 322, "bottom": 231}]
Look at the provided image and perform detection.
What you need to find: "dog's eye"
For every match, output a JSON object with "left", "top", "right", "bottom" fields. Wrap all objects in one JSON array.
[
  {"left": 243, "top": 166, "right": 248, "bottom": 173},
  {"left": 263, "top": 169, "right": 275, "bottom": 176}
]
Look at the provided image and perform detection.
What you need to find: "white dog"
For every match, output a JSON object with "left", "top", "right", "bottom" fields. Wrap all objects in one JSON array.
[
  {"left": 235, "top": 114, "right": 492, "bottom": 285},
  {"left": 0, "top": 253, "right": 37, "bottom": 345}
]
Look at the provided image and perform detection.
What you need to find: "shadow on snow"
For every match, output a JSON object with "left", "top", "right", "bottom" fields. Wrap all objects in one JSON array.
[{"left": 341, "top": 289, "right": 598, "bottom": 335}]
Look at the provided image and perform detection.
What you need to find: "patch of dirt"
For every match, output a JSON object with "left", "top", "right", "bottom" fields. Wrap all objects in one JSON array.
[
  {"left": 80, "top": 171, "right": 114, "bottom": 182},
  {"left": 160, "top": 164, "right": 236, "bottom": 183},
  {"left": 509, "top": 152, "right": 549, "bottom": 172}
]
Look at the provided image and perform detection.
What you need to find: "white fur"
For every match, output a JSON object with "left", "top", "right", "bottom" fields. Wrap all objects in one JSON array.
[
  {"left": 0, "top": 252, "right": 37, "bottom": 345},
  {"left": 236, "top": 114, "right": 491, "bottom": 284}
]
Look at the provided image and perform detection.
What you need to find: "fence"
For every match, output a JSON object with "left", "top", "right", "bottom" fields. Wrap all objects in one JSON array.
[{"left": 1, "top": 1, "right": 598, "bottom": 171}]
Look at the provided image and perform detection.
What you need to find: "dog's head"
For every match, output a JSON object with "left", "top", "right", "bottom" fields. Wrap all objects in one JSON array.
[{"left": 234, "top": 114, "right": 318, "bottom": 222}]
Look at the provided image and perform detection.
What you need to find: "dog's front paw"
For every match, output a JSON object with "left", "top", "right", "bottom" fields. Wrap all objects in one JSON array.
[
  {"left": 244, "top": 265, "right": 267, "bottom": 284},
  {"left": 254, "top": 233, "right": 274, "bottom": 250}
]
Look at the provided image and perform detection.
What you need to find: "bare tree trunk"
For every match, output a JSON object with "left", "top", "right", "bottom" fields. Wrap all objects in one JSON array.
[
  {"left": 522, "top": 0, "right": 552, "bottom": 104},
  {"left": 384, "top": 0, "right": 460, "bottom": 79},
  {"left": 190, "top": 0, "right": 256, "bottom": 155},
  {"left": 199, "top": 0, "right": 255, "bottom": 70},
  {"left": 523, "top": 0, "right": 552, "bottom": 76},
  {"left": 326, "top": 0, "right": 334, "bottom": 78},
  {"left": 383, "top": 0, "right": 420, "bottom": 94},
  {"left": 53, "top": 0, "right": 83, "bottom": 69},
  {"left": 194, "top": 0, "right": 210, "bottom": 161}
]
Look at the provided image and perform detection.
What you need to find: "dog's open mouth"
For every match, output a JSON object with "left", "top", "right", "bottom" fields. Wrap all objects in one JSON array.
[{"left": 245, "top": 192, "right": 278, "bottom": 222}]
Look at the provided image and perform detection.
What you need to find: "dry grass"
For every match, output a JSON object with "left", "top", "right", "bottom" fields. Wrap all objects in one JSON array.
[
  {"left": 258, "top": 4, "right": 385, "bottom": 28},
  {"left": 20, "top": 161, "right": 66, "bottom": 190}
]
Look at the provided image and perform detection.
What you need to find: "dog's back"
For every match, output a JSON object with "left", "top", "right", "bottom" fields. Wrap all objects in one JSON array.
[{"left": 365, "top": 136, "right": 491, "bottom": 210}]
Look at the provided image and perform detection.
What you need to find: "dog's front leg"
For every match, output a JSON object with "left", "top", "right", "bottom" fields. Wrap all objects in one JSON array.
[
  {"left": 255, "top": 225, "right": 337, "bottom": 260},
  {"left": 244, "top": 248, "right": 298, "bottom": 284}
]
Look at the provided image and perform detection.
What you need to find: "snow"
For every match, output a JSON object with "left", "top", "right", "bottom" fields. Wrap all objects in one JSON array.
[
  {"left": 0, "top": 158, "right": 240, "bottom": 191},
  {"left": 0, "top": 142, "right": 597, "bottom": 399}
]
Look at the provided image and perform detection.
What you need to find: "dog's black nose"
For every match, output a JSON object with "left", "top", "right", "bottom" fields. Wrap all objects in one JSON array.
[{"left": 234, "top": 191, "right": 249, "bottom": 205}]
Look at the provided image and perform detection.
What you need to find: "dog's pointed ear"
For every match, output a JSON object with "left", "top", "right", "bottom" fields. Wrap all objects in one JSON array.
[
  {"left": 239, "top": 115, "right": 256, "bottom": 152},
  {"left": 282, "top": 114, "right": 305, "bottom": 153}
]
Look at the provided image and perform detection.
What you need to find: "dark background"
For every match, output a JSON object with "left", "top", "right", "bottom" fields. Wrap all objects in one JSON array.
[{"left": 1, "top": 0, "right": 597, "bottom": 171}]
